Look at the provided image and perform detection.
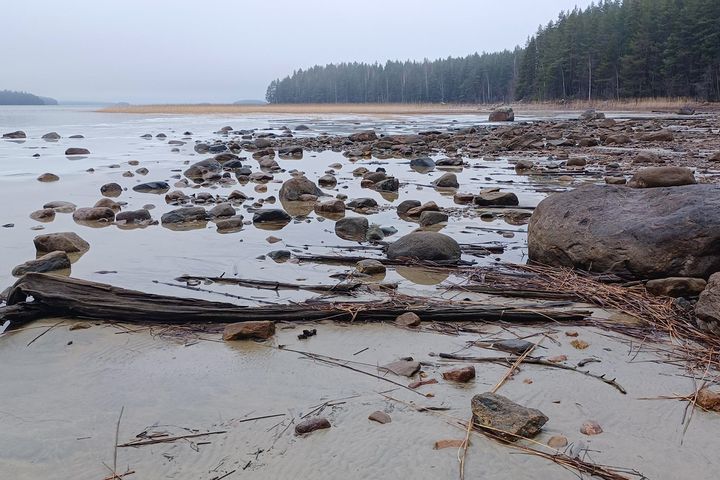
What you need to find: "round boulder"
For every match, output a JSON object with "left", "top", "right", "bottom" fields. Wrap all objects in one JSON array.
[{"left": 387, "top": 232, "right": 461, "bottom": 263}]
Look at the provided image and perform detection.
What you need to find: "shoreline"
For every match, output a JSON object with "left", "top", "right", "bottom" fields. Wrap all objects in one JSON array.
[{"left": 98, "top": 99, "right": 714, "bottom": 115}]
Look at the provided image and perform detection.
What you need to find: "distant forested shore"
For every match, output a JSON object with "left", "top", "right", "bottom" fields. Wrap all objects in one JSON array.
[
  {"left": 266, "top": 0, "right": 720, "bottom": 104},
  {"left": 0, "top": 90, "right": 57, "bottom": 105}
]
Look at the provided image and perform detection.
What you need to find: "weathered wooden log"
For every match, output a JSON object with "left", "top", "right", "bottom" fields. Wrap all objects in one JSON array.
[{"left": 1, "top": 273, "right": 590, "bottom": 329}]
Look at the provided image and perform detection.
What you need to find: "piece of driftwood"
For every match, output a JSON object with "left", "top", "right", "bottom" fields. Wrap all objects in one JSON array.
[
  {"left": 0, "top": 274, "right": 590, "bottom": 329},
  {"left": 174, "top": 275, "right": 367, "bottom": 293}
]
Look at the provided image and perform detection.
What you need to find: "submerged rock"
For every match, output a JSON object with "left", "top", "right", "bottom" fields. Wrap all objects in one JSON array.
[
  {"left": 528, "top": 184, "right": 720, "bottom": 279},
  {"left": 12, "top": 251, "right": 71, "bottom": 276},
  {"left": 471, "top": 392, "right": 548, "bottom": 441},
  {"left": 387, "top": 232, "right": 461, "bottom": 263}
]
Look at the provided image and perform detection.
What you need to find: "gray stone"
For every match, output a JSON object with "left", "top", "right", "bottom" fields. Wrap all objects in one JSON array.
[
  {"left": 132, "top": 181, "right": 170, "bottom": 193},
  {"left": 433, "top": 172, "right": 459, "bottom": 188},
  {"left": 471, "top": 392, "right": 548, "bottom": 441},
  {"left": 489, "top": 106, "right": 514, "bottom": 122},
  {"left": 387, "top": 232, "right": 461, "bottom": 263},
  {"left": 184, "top": 158, "right": 222, "bottom": 182},
  {"left": 419, "top": 211, "right": 449, "bottom": 226},
  {"left": 646, "top": 277, "right": 707, "bottom": 297},
  {"left": 161, "top": 207, "right": 209, "bottom": 224},
  {"left": 12, "top": 251, "right": 70, "bottom": 277},
  {"left": 528, "top": 184, "right": 720, "bottom": 279},
  {"left": 73, "top": 207, "right": 115, "bottom": 222},
  {"left": 628, "top": 166, "right": 696, "bottom": 188},
  {"left": 473, "top": 191, "right": 519, "bottom": 206},
  {"left": 34, "top": 232, "right": 89, "bottom": 254},
  {"left": 696, "top": 273, "right": 720, "bottom": 334},
  {"left": 335, "top": 217, "right": 369, "bottom": 241},
  {"left": 116, "top": 209, "right": 152, "bottom": 224},
  {"left": 252, "top": 209, "right": 292, "bottom": 224},
  {"left": 279, "top": 176, "right": 323, "bottom": 202}
]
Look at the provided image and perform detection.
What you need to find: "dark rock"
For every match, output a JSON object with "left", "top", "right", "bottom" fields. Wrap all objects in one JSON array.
[
  {"left": 395, "top": 312, "right": 421, "bottom": 327},
  {"left": 184, "top": 158, "right": 222, "bottom": 182},
  {"left": 73, "top": 207, "right": 115, "bottom": 222},
  {"left": 432, "top": 172, "right": 459, "bottom": 189},
  {"left": 34, "top": 232, "right": 89, "bottom": 254},
  {"left": 132, "top": 181, "right": 170, "bottom": 193},
  {"left": 356, "top": 259, "right": 386, "bottom": 275},
  {"left": 436, "top": 157, "right": 464, "bottom": 167},
  {"left": 295, "top": 417, "right": 331, "bottom": 435},
  {"left": 278, "top": 146, "right": 303, "bottom": 157},
  {"left": 209, "top": 203, "right": 235, "bottom": 218},
  {"left": 528, "top": 184, "right": 720, "bottom": 279},
  {"left": 628, "top": 166, "right": 696, "bottom": 188},
  {"left": 279, "top": 176, "right": 323, "bottom": 202},
  {"left": 335, "top": 217, "right": 369, "bottom": 241},
  {"left": 489, "top": 106, "right": 514, "bottom": 122},
  {"left": 442, "top": 366, "right": 475, "bottom": 383},
  {"left": 695, "top": 273, "right": 720, "bottom": 334},
  {"left": 223, "top": 321, "right": 275, "bottom": 340},
  {"left": 252, "top": 209, "right": 292, "bottom": 224},
  {"left": 419, "top": 211, "right": 448, "bottom": 226},
  {"left": 646, "top": 277, "right": 706, "bottom": 297},
  {"left": 368, "top": 411, "right": 392, "bottom": 424},
  {"left": 161, "top": 207, "right": 209, "bottom": 224},
  {"left": 314, "top": 199, "right": 345, "bottom": 216},
  {"left": 295, "top": 124, "right": 310, "bottom": 131},
  {"left": 267, "top": 250, "right": 291, "bottom": 262},
  {"left": 318, "top": 174, "right": 337, "bottom": 188},
  {"left": 347, "top": 198, "right": 378, "bottom": 211},
  {"left": 12, "top": 251, "right": 71, "bottom": 276},
  {"left": 397, "top": 200, "right": 422, "bottom": 217},
  {"left": 3, "top": 130, "right": 26, "bottom": 139},
  {"left": 473, "top": 191, "right": 519, "bottom": 206},
  {"left": 492, "top": 339, "right": 535, "bottom": 355},
  {"left": 215, "top": 215, "right": 244, "bottom": 233},
  {"left": 471, "top": 392, "right": 548, "bottom": 441},
  {"left": 387, "top": 232, "right": 461, "bottom": 263},
  {"left": 37, "top": 173, "right": 59, "bottom": 182},
  {"left": 410, "top": 157, "right": 435, "bottom": 171},
  {"left": 30, "top": 208, "right": 56, "bottom": 222},
  {"left": 383, "top": 359, "right": 420, "bottom": 377},
  {"left": 640, "top": 130, "right": 674, "bottom": 142},
  {"left": 373, "top": 177, "right": 399, "bottom": 192},
  {"left": 100, "top": 183, "right": 123, "bottom": 197},
  {"left": 349, "top": 130, "right": 377, "bottom": 142},
  {"left": 65, "top": 147, "right": 90, "bottom": 155},
  {"left": 116, "top": 209, "right": 152, "bottom": 224}
]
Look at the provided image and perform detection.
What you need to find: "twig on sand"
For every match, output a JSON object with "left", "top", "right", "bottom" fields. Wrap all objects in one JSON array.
[
  {"left": 383, "top": 394, "right": 644, "bottom": 480},
  {"left": 491, "top": 340, "right": 541, "bottom": 393},
  {"left": 117, "top": 431, "right": 227, "bottom": 448},
  {"left": 113, "top": 407, "right": 124, "bottom": 476},
  {"left": 275, "top": 346, "right": 426, "bottom": 397},
  {"left": 26, "top": 319, "right": 64, "bottom": 347},
  {"left": 101, "top": 470, "right": 134, "bottom": 480},
  {"left": 436, "top": 353, "right": 627, "bottom": 394}
]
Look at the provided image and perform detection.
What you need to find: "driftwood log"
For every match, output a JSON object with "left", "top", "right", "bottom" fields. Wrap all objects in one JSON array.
[{"left": 0, "top": 273, "right": 590, "bottom": 329}]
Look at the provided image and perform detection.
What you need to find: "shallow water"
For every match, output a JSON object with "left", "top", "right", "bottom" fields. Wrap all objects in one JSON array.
[{"left": 0, "top": 106, "right": 577, "bottom": 302}]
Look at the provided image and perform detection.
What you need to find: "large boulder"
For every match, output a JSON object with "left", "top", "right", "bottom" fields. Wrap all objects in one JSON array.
[
  {"left": 695, "top": 273, "right": 720, "bottom": 334},
  {"left": 279, "top": 176, "right": 323, "bottom": 202},
  {"left": 387, "top": 232, "right": 461, "bottom": 263},
  {"left": 161, "top": 207, "right": 209, "bottom": 224},
  {"left": 184, "top": 158, "right": 222, "bottom": 182},
  {"left": 489, "top": 106, "right": 514, "bottom": 122},
  {"left": 528, "top": 184, "right": 720, "bottom": 279},
  {"left": 628, "top": 166, "right": 696, "bottom": 188}
]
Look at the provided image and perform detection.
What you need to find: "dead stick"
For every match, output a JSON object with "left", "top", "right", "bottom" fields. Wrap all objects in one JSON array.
[
  {"left": 117, "top": 430, "right": 227, "bottom": 448},
  {"left": 26, "top": 319, "right": 64, "bottom": 347},
  {"left": 113, "top": 407, "right": 124, "bottom": 476}
]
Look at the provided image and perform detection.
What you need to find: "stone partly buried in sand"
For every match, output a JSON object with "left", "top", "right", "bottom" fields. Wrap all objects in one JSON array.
[
  {"left": 646, "top": 277, "right": 707, "bottom": 297},
  {"left": 295, "top": 417, "right": 331, "bottom": 435},
  {"left": 470, "top": 392, "right": 548, "bottom": 441},
  {"left": 387, "top": 232, "right": 461, "bottom": 263},
  {"left": 65, "top": 147, "right": 90, "bottom": 155},
  {"left": 442, "top": 366, "right": 476, "bottom": 383},
  {"left": 222, "top": 321, "right": 275, "bottom": 341},
  {"left": 12, "top": 251, "right": 71, "bottom": 276},
  {"left": 528, "top": 184, "right": 720, "bottom": 279}
]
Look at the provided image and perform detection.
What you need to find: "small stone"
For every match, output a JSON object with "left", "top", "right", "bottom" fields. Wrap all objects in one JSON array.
[
  {"left": 37, "top": 173, "right": 59, "bottom": 182},
  {"left": 547, "top": 355, "right": 568, "bottom": 363},
  {"left": 408, "top": 378, "right": 438, "bottom": 389},
  {"left": 696, "top": 387, "right": 720, "bottom": 412},
  {"left": 383, "top": 359, "right": 420, "bottom": 377},
  {"left": 295, "top": 417, "right": 331, "bottom": 435},
  {"left": 471, "top": 393, "right": 548, "bottom": 441},
  {"left": 570, "top": 339, "right": 589, "bottom": 350},
  {"left": 442, "top": 366, "right": 476, "bottom": 383},
  {"left": 565, "top": 331, "right": 579, "bottom": 337},
  {"left": 395, "top": 312, "right": 421, "bottom": 327},
  {"left": 434, "top": 439, "right": 465, "bottom": 450},
  {"left": 222, "top": 321, "right": 275, "bottom": 341},
  {"left": 69, "top": 323, "right": 92, "bottom": 331},
  {"left": 356, "top": 259, "right": 386, "bottom": 275},
  {"left": 580, "top": 421, "right": 603, "bottom": 436},
  {"left": 368, "top": 411, "right": 391, "bottom": 424},
  {"left": 547, "top": 435, "right": 568, "bottom": 449}
]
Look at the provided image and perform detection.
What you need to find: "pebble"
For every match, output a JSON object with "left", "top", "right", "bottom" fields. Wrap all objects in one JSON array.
[
  {"left": 368, "top": 411, "right": 391, "bottom": 424},
  {"left": 295, "top": 417, "right": 331, "bottom": 435}
]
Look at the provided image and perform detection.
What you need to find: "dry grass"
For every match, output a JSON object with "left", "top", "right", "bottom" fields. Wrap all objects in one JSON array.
[{"left": 99, "top": 98, "right": 711, "bottom": 115}]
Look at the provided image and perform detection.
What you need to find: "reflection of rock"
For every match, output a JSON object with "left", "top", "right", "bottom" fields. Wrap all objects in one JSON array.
[
  {"left": 280, "top": 200, "right": 314, "bottom": 217},
  {"left": 395, "top": 266, "right": 449, "bottom": 285}
]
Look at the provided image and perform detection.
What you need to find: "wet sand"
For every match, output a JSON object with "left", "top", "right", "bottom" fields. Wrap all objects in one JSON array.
[{"left": 1, "top": 319, "right": 718, "bottom": 480}]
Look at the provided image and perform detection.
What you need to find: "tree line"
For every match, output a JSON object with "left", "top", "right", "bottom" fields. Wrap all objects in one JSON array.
[
  {"left": 266, "top": 0, "right": 720, "bottom": 103},
  {"left": 0, "top": 90, "right": 57, "bottom": 105}
]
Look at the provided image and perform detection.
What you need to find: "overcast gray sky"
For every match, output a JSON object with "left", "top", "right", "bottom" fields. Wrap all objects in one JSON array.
[{"left": 3, "top": 0, "right": 594, "bottom": 103}]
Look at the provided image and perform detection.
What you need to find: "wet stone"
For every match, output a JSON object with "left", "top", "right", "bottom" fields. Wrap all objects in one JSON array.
[
  {"left": 368, "top": 411, "right": 392, "bottom": 424},
  {"left": 295, "top": 417, "right": 331, "bottom": 435},
  {"left": 223, "top": 321, "right": 275, "bottom": 341},
  {"left": 471, "top": 392, "right": 548, "bottom": 441}
]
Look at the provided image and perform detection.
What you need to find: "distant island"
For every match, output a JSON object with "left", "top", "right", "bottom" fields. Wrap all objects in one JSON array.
[{"left": 0, "top": 90, "right": 57, "bottom": 105}]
